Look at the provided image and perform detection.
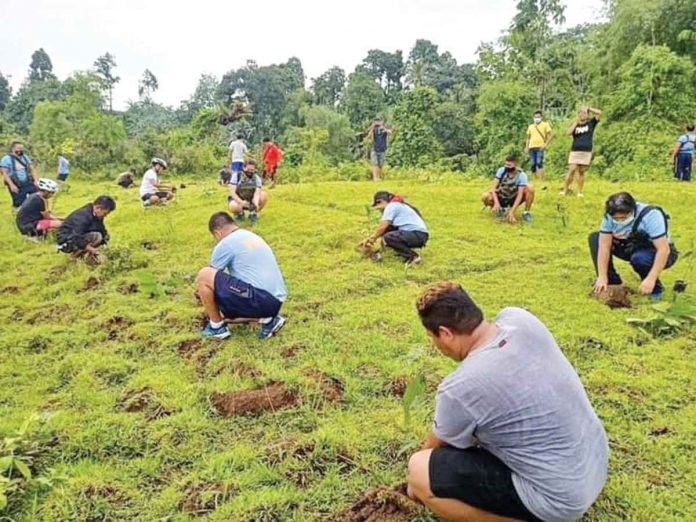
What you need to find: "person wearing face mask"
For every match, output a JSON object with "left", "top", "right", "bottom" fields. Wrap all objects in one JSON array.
[
  {"left": 589, "top": 192, "right": 678, "bottom": 301},
  {"left": 482, "top": 155, "right": 534, "bottom": 224},
  {"left": 362, "top": 191, "right": 429, "bottom": 266},
  {"left": 1, "top": 141, "right": 39, "bottom": 210},
  {"left": 57, "top": 195, "right": 116, "bottom": 262},
  {"left": 561, "top": 106, "right": 602, "bottom": 197},
  {"left": 195, "top": 211, "right": 287, "bottom": 340},
  {"left": 524, "top": 110, "right": 554, "bottom": 181},
  {"left": 228, "top": 159, "right": 267, "bottom": 223}
]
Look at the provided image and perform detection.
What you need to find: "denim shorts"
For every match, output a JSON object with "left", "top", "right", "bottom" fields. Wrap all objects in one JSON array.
[{"left": 528, "top": 148, "right": 544, "bottom": 172}]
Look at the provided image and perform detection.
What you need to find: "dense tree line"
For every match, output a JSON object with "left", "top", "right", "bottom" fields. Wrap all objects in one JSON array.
[{"left": 0, "top": 0, "right": 694, "bottom": 179}]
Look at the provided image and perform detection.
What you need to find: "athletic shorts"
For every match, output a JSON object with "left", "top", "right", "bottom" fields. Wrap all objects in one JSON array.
[
  {"left": 568, "top": 151, "right": 592, "bottom": 166},
  {"left": 430, "top": 446, "right": 541, "bottom": 521},
  {"left": 231, "top": 161, "right": 244, "bottom": 173},
  {"left": 141, "top": 192, "right": 169, "bottom": 202},
  {"left": 57, "top": 173, "right": 69, "bottom": 181},
  {"left": 213, "top": 271, "right": 282, "bottom": 320},
  {"left": 370, "top": 150, "right": 386, "bottom": 167}
]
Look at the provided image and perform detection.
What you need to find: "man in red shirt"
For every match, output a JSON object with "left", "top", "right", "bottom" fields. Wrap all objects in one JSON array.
[{"left": 262, "top": 139, "right": 283, "bottom": 188}]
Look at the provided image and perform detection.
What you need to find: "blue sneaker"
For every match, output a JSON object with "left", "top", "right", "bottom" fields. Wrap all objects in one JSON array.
[
  {"left": 200, "top": 322, "right": 231, "bottom": 339},
  {"left": 235, "top": 212, "right": 245, "bottom": 222},
  {"left": 249, "top": 212, "right": 258, "bottom": 224},
  {"left": 257, "top": 316, "right": 286, "bottom": 339},
  {"left": 522, "top": 211, "right": 533, "bottom": 223},
  {"left": 649, "top": 292, "right": 663, "bottom": 301}
]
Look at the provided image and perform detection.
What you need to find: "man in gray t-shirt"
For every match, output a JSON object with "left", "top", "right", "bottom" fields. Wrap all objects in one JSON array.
[{"left": 407, "top": 282, "right": 608, "bottom": 522}]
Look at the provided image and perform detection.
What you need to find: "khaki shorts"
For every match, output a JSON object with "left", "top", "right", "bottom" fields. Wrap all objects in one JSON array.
[
  {"left": 370, "top": 150, "right": 386, "bottom": 167},
  {"left": 568, "top": 151, "right": 592, "bottom": 166}
]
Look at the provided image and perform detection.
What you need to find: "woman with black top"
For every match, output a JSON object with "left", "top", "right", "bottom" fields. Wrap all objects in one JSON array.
[{"left": 561, "top": 106, "right": 602, "bottom": 198}]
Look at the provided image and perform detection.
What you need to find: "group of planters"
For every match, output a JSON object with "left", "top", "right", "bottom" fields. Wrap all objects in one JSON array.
[{"left": 1, "top": 115, "right": 689, "bottom": 520}]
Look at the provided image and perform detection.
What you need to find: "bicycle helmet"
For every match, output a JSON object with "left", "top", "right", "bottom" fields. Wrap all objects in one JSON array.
[
  {"left": 151, "top": 157, "right": 168, "bottom": 169},
  {"left": 38, "top": 178, "right": 59, "bottom": 193}
]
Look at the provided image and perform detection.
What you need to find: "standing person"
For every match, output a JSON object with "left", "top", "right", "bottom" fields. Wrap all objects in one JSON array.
[
  {"left": 362, "top": 191, "right": 428, "bottom": 266},
  {"left": 57, "top": 195, "right": 116, "bottom": 261},
  {"left": 482, "top": 155, "right": 535, "bottom": 224},
  {"left": 228, "top": 160, "right": 267, "bottom": 223},
  {"left": 57, "top": 152, "right": 70, "bottom": 182},
  {"left": 407, "top": 282, "right": 608, "bottom": 522},
  {"left": 524, "top": 110, "right": 554, "bottom": 180},
  {"left": 16, "top": 178, "right": 63, "bottom": 238},
  {"left": 195, "top": 211, "right": 287, "bottom": 340},
  {"left": 228, "top": 134, "right": 248, "bottom": 175},
  {"left": 262, "top": 139, "right": 283, "bottom": 188},
  {"left": 589, "top": 192, "right": 678, "bottom": 301},
  {"left": 117, "top": 169, "right": 136, "bottom": 188},
  {"left": 561, "top": 106, "right": 602, "bottom": 197},
  {"left": 140, "top": 158, "right": 174, "bottom": 206},
  {"left": 1, "top": 141, "right": 39, "bottom": 211},
  {"left": 671, "top": 124, "right": 694, "bottom": 182},
  {"left": 365, "top": 117, "right": 392, "bottom": 182}
]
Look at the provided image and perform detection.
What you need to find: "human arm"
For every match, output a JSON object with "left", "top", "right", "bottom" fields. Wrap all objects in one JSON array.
[
  {"left": 364, "top": 123, "right": 375, "bottom": 141},
  {"left": 588, "top": 107, "right": 602, "bottom": 121},
  {"left": 28, "top": 160, "right": 38, "bottom": 185},
  {"left": 565, "top": 121, "right": 577, "bottom": 136},
  {"left": 506, "top": 185, "right": 526, "bottom": 223},
  {"left": 1, "top": 167, "right": 18, "bottom": 193},
  {"left": 491, "top": 178, "right": 501, "bottom": 212},
  {"left": 639, "top": 237, "right": 671, "bottom": 294},
  {"left": 593, "top": 232, "right": 613, "bottom": 293},
  {"left": 364, "top": 220, "right": 391, "bottom": 247},
  {"left": 544, "top": 130, "right": 556, "bottom": 149},
  {"left": 421, "top": 431, "right": 449, "bottom": 450}
]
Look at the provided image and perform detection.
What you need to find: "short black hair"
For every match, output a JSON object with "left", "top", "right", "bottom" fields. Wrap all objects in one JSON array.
[
  {"left": 236, "top": 134, "right": 244, "bottom": 140},
  {"left": 416, "top": 282, "right": 484, "bottom": 336},
  {"left": 505, "top": 154, "right": 518, "bottom": 163},
  {"left": 605, "top": 192, "right": 637, "bottom": 216},
  {"left": 10, "top": 141, "right": 22, "bottom": 149},
  {"left": 245, "top": 159, "right": 257, "bottom": 167},
  {"left": 208, "top": 211, "right": 236, "bottom": 233},
  {"left": 533, "top": 110, "right": 543, "bottom": 116},
  {"left": 263, "top": 137, "right": 270, "bottom": 142},
  {"left": 94, "top": 195, "right": 116, "bottom": 212},
  {"left": 687, "top": 124, "right": 695, "bottom": 132}
]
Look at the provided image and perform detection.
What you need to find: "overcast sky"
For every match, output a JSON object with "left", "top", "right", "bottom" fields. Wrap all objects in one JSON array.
[{"left": 1, "top": 0, "right": 605, "bottom": 111}]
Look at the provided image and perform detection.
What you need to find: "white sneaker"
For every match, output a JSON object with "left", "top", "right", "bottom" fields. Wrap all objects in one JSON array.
[{"left": 577, "top": 192, "right": 584, "bottom": 198}]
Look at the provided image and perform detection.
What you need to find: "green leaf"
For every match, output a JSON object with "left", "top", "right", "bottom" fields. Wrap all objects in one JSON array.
[
  {"left": 0, "top": 491, "right": 7, "bottom": 510},
  {"left": 0, "top": 457, "right": 12, "bottom": 473},
  {"left": 13, "top": 459, "right": 31, "bottom": 480},
  {"left": 403, "top": 373, "right": 426, "bottom": 426}
]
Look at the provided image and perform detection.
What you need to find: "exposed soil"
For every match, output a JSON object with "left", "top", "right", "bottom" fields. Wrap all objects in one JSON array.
[
  {"left": 177, "top": 338, "right": 203, "bottom": 359},
  {"left": 280, "top": 342, "right": 305, "bottom": 359},
  {"left": 1, "top": 285, "right": 20, "bottom": 294},
  {"left": 649, "top": 426, "right": 671, "bottom": 437},
  {"left": 234, "top": 363, "right": 263, "bottom": 379},
  {"left": 592, "top": 284, "right": 631, "bottom": 309},
  {"left": 335, "top": 485, "right": 418, "bottom": 522},
  {"left": 210, "top": 383, "right": 300, "bottom": 417},
  {"left": 117, "top": 387, "right": 173, "bottom": 420},
  {"left": 579, "top": 337, "right": 611, "bottom": 351},
  {"left": 176, "top": 338, "right": 221, "bottom": 376},
  {"left": 82, "top": 276, "right": 100, "bottom": 291},
  {"left": 117, "top": 283, "right": 139, "bottom": 295},
  {"left": 387, "top": 376, "right": 409, "bottom": 398},
  {"left": 104, "top": 316, "right": 135, "bottom": 340},
  {"left": 179, "top": 481, "right": 234, "bottom": 514},
  {"left": 306, "top": 370, "right": 344, "bottom": 403}
]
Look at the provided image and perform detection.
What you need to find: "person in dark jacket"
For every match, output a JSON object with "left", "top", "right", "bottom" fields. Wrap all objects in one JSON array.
[{"left": 57, "top": 195, "right": 116, "bottom": 260}]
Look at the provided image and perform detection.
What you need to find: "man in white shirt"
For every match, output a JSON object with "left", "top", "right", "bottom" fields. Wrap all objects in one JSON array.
[
  {"left": 228, "top": 134, "right": 248, "bottom": 175},
  {"left": 140, "top": 158, "right": 174, "bottom": 206}
]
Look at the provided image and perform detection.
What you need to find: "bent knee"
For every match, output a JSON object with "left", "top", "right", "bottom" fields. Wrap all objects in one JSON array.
[
  {"left": 196, "top": 267, "right": 217, "bottom": 287},
  {"left": 407, "top": 449, "right": 433, "bottom": 499}
]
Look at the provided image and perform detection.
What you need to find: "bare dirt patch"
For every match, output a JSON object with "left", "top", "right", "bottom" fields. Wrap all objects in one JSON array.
[
  {"left": 104, "top": 316, "right": 135, "bottom": 340},
  {"left": 335, "top": 485, "right": 418, "bottom": 522},
  {"left": 1, "top": 285, "right": 20, "bottom": 294},
  {"left": 210, "top": 383, "right": 299, "bottom": 417},
  {"left": 117, "top": 283, "right": 139, "bottom": 295},
  {"left": 82, "top": 276, "right": 100, "bottom": 291},
  {"left": 281, "top": 342, "right": 306, "bottom": 359},
  {"left": 306, "top": 370, "right": 344, "bottom": 403},
  {"left": 179, "top": 481, "right": 234, "bottom": 515},
  {"left": 387, "top": 376, "right": 409, "bottom": 398},
  {"left": 117, "top": 387, "right": 173, "bottom": 420},
  {"left": 591, "top": 284, "right": 631, "bottom": 309}
]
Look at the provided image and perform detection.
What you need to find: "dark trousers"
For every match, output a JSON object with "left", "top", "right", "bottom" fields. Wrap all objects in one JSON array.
[
  {"left": 674, "top": 153, "right": 692, "bottom": 182},
  {"left": 7, "top": 183, "right": 38, "bottom": 208},
  {"left": 588, "top": 232, "right": 677, "bottom": 295},
  {"left": 383, "top": 230, "right": 428, "bottom": 261}
]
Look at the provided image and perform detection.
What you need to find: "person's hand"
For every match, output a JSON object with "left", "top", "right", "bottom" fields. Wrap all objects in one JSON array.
[
  {"left": 492, "top": 203, "right": 501, "bottom": 214},
  {"left": 639, "top": 278, "right": 656, "bottom": 295},
  {"left": 242, "top": 201, "right": 250, "bottom": 209},
  {"left": 504, "top": 211, "right": 517, "bottom": 224},
  {"left": 9, "top": 184, "right": 19, "bottom": 194},
  {"left": 364, "top": 237, "right": 375, "bottom": 248},
  {"left": 593, "top": 276, "right": 608, "bottom": 294},
  {"left": 540, "top": 145, "right": 546, "bottom": 151}
]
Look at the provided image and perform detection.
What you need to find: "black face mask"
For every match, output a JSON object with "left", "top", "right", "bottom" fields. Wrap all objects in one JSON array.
[
  {"left": 505, "top": 166, "right": 515, "bottom": 173},
  {"left": 15, "top": 151, "right": 24, "bottom": 157}
]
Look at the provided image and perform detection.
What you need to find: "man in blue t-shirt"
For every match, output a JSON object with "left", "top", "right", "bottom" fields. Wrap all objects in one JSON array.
[
  {"left": 1, "top": 141, "right": 39, "bottom": 210},
  {"left": 482, "top": 155, "right": 535, "bottom": 224},
  {"left": 196, "top": 212, "right": 288, "bottom": 339},
  {"left": 361, "top": 191, "right": 429, "bottom": 266},
  {"left": 589, "top": 192, "right": 678, "bottom": 300},
  {"left": 57, "top": 153, "right": 70, "bottom": 182},
  {"left": 671, "top": 124, "right": 694, "bottom": 182},
  {"left": 228, "top": 160, "right": 268, "bottom": 224}
]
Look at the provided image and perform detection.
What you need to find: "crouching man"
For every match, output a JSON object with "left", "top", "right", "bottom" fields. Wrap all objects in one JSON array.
[
  {"left": 228, "top": 160, "right": 267, "bottom": 223},
  {"left": 196, "top": 212, "right": 287, "bottom": 340},
  {"left": 57, "top": 195, "right": 116, "bottom": 261},
  {"left": 140, "top": 158, "right": 174, "bottom": 206},
  {"left": 482, "top": 155, "right": 534, "bottom": 224},
  {"left": 407, "top": 282, "right": 608, "bottom": 522},
  {"left": 16, "top": 178, "right": 63, "bottom": 238}
]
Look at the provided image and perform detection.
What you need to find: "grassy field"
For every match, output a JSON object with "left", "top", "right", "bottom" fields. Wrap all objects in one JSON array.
[{"left": 0, "top": 175, "right": 694, "bottom": 521}]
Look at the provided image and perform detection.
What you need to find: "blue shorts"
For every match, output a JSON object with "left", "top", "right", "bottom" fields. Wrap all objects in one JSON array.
[
  {"left": 213, "top": 271, "right": 282, "bottom": 320},
  {"left": 231, "top": 161, "right": 244, "bottom": 173},
  {"left": 528, "top": 148, "right": 544, "bottom": 172},
  {"left": 58, "top": 173, "right": 69, "bottom": 181}
]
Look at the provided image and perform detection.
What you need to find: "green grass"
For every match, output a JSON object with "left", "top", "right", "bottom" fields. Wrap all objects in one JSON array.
[{"left": 1, "top": 176, "right": 694, "bottom": 520}]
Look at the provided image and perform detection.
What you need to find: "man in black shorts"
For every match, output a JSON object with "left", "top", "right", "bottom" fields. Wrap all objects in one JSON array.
[{"left": 407, "top": 282, "right": 608, "bottom": 521}]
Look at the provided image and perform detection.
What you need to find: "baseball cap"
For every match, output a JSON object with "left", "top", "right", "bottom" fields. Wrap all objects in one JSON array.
[{"left": 372, "top": 191, "right": 391, "bottom": 207}]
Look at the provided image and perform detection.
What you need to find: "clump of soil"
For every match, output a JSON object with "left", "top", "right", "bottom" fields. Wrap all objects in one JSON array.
[
  {"left": 177, "top": 338, "right": 203, "bottom": 359},
  {"left": 104, "top": 316, "right": 135, "bottom": 340},
  {"left": 335, "top": 485, "right": 418, "bottom": 522},
  {"left": 234, "top": 363, "right": 263, "bottom": 379},
  {"left": 177, "top": 338, "right": 221, "bottom": 376},
  {"left": 179, "top": 481, "right": 234, "bottom": 514},
  {"left": 579, "top": 337, "right": 610, "bottom": 351},
  {"left": 141, "top": 241, "right": 156, "bottom": 250},
  {"left": 117, "top": 387, "right": 173, "bottom": 420},
  {"left": 117, "top": 283, "right": 139, "bottom": 295},
  {"left": 210, "top": 383, "right": 299, "bottom": 417},
  {"left": 649, "top": 426, "right": 671, "bottom": 437},
  {"left": 387, "top": 376, "right": 409, "bottom": 398},
  {"left": 82, "top": 276, "right": 100, "bottom": 291},
  {"left": 280, "top": 342, "right": 305, "bottom": 359},
  {"left": 591, "top": 284, "right": 631, "bottom": 309},
  {"left": 306, "top": 370, "right": 344, "bottom": 403},
  {"left": 1, "top": 285, "right": 20, "bottom": 294}
]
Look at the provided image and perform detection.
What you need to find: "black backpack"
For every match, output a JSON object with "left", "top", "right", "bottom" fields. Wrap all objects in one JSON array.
[{"left": 618, "top": 205, "right": 676, "bottom": 255}]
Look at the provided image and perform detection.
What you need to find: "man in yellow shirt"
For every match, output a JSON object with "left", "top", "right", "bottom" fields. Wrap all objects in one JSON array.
[{"left": 524, "top": 111, "right": 554, "bottom": 180}]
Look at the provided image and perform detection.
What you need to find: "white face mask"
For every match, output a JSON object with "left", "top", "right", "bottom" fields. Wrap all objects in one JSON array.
[
  {"left": 533, "top": 117, "right": 542, "bottom": 124},
  {"left": 614, "top": 213, "right": 635, "bottom": 226}
]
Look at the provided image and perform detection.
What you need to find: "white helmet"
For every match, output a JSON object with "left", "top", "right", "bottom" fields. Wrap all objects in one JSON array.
[
  {"left": 38, "top": 178, "right": 59, "bottom": 193},
  {"left": 151, "top": 157, "right": 168, "bottom": 169}
]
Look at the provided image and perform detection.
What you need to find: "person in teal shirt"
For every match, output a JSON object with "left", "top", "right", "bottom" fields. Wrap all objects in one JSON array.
[
  {"left": 672, "top": 124, "right": 694, "bottom": 182},
  {"left": 1, "top": 141, "right": 38, "bottom": 210}
]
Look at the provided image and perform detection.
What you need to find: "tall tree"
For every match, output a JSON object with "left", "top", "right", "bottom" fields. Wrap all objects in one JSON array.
[
  {"left": 358, "top": 49, "right": 405, "bottom": 102},
  {"left": 406, "top": 39, "right": 441, "bottom": 87},
  {"left": 339, "top": 71, "right": 385, "bottom": 129},
  {"left": 93, "top": 53, "right": 120, "bottom": 111},
  {"left": 28, "top": 48, "right": 56, "bottom": 82},
  {"left": 0, "top": 72, "right": 11, "bottom": 111},
  {"left": 311, "top": 66, "right": 346, "bottom": 106},
  {"left": 138, "top": 69, "right": 159, "bottom": 101}
]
